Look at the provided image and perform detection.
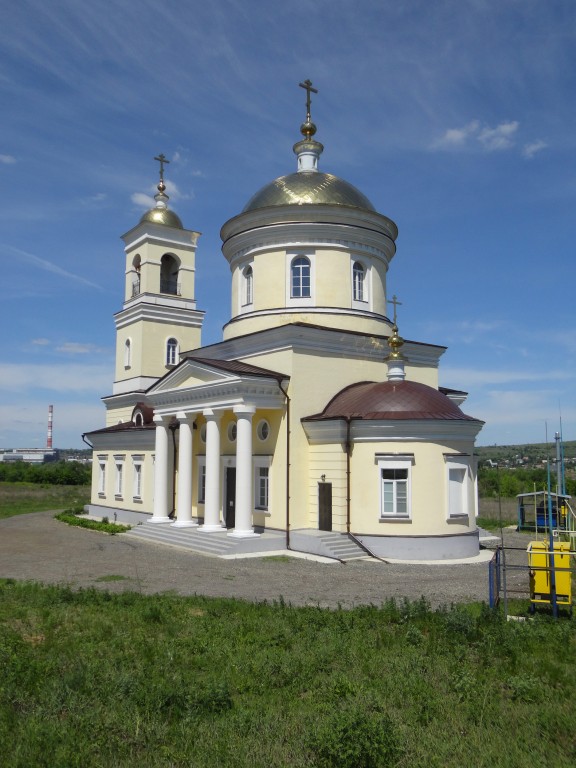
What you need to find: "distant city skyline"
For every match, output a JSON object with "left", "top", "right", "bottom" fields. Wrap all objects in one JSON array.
[{"left": 1, "top": 1, "right": 575, "bottom": 447}]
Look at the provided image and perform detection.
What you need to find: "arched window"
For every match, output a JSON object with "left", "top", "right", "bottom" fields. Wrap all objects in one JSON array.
[
  {"left": 166, "top": 337, "right": 178, "bottom": 366},
  {"left": 124, "top": 338, "right": 131, "bottom": 368},
  {"left": 132, "top": 255, "right": 141, "bottom": 296},
  {"left": 160, "top": 254, "right": 180, "bottom": 295},
  {"left": 291, "top": 256, "right": 311, "bottom": 298},
  {"left": 244, "top": 265, "right": 253, "bottom": 305},
  {"left": 353, "top": 262, "right": 365, "bottom": 302}
]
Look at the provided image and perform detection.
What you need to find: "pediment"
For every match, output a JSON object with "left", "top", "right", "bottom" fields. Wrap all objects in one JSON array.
[{"left": 147, "top": 359, "right": 238, "bottom": 395}]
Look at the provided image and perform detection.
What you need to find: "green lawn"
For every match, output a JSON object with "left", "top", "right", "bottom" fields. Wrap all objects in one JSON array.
[
  {"left": 0, "top": 482, "right": 90, "bottom": 519},
  {"left": 1, "top": 581, "right": 575, "bottom": 767}
]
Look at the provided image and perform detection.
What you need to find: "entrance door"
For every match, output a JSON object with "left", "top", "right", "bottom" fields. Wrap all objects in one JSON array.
[
  {"left": 318, "top": 482, "right": 332, "bottom": 531},
  {"left": 225, "top": 467, "right": 236, "bottom": 529}
]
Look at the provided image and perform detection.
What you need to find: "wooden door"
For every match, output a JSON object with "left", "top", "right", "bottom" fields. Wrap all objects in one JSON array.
[
  {"left": 318, "top": 482, "right": 332, "bottom": 531},
  {"left": 225, "top": 467, "right": 236, "bottom": 529}
]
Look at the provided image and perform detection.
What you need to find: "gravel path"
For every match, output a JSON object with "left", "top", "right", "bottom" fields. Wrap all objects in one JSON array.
[{"left": 0, "top": 511, "right": 535, "bottom": 609}]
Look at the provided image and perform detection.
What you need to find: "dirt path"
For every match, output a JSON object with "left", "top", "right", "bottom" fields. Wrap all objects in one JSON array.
[{"left": 0, "top": 511, "right": 532, "bottom": 609}]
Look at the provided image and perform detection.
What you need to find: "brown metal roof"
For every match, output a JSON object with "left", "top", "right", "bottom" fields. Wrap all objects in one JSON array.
[
  {"left": 187, "top": 357, "right": 289, "bottom": 381},
  {"left": 304, "top": 380, "right": 482, "bottom": 422}
]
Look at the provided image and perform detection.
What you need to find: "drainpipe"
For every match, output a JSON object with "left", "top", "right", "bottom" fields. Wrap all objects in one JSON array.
[
  {"left": 345, "top": 418, "right": 352, "bottom": 534},
  {"left": 277, "top": 380, "right": 291, "bottom": 550},
  {"left": 81, "top": 434, "right": 93, "bottom": 450}
]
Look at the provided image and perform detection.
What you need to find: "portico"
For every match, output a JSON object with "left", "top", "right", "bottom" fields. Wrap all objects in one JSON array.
[{"left": 146, "top": 357, "right": 288, "bottom": 536}]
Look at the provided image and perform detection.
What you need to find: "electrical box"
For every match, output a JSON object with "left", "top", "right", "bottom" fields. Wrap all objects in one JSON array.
[{"left": 528, "top": 541, "right": 572, "bottom": 611}]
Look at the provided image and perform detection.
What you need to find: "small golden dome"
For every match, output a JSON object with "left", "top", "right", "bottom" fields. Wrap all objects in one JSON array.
[{"left": 139, "top": 206, "right": 183, "bottom": 229}]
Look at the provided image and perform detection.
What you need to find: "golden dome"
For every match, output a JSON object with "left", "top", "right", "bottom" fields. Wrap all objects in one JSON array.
[
  {"left": 242, "top": 171, "right": 376, "bottom": 213},
  {"left": 139, "top": 206, "right": 183, "bottom": 229}
]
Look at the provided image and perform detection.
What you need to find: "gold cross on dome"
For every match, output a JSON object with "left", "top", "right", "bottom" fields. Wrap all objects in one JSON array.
[
  {"left": 153, "top": 153, "right": 170, "bottom": 183},
  {"left": 299, "top": 79, "right": 318, "bottom": 120},
  {"left": 390, "top": 294, "right": 402, "bottom": 325}
]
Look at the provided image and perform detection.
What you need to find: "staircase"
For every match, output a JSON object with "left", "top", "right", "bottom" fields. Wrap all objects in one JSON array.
[
  {"left": 290, "top": 530, "right": 370, "bottom": 561},
  {"left": 124, "top": 521, "right": 286, "bottom": 557}
]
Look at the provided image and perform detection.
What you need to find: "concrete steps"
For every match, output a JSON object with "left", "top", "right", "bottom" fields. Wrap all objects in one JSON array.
[
  {"left": 124, "top": 521, "right": 287, "bottom": 558},
  {"left": 125, "top": 522, "right": 236, "bottom": 557},
  {"left": 290, "top": 530, "right": 369, "bottom": 561}
]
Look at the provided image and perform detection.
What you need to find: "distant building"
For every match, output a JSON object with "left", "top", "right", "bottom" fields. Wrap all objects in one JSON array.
[
  {"left": 84, "top": 86, "right": 484, "bottom": 560},
  {"left": 0, "top": 449, "right": 59, "bottom": 464}
]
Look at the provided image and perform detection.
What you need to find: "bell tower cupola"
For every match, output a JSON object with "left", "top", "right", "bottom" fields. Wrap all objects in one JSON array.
[{"left": 106, "top": 155, "right": 205, "bottom": 423}]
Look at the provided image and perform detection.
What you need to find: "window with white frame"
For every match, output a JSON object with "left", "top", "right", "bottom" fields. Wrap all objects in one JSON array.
[
  {"left": 377, "top": 456, "right": 413, "bottom": 519},
  {"left": 352, "top": 261, "right": 365, "bottom": 302},
  {"left": 166, "top": 337, "right": 178, "bottom": 366},
  {"left": 197, "top": 457, "right": 206, "bottom": 504},
  {"left": 291, "top": 256, "right": 311, "bottom": 298},
  {"left": 257, "top": 419, "right": 270, "bottom": 441},
  {"left": 445, "top": 456, "right": 470, "bottom": 519},
  {"left": 253, "top": 457, "right": 271, "bottom": 511},
  {"left": 114, "top": 455, "right": 125, "bottom": 498},
  {"left": 243, "top": 265, "right": 253, "bottom": 306},
  {"left": 97, "top": 455, "right": 107, "bottom": 497},
  {"left": 132, "top": 455, "right": 143, "bottom": 500}
]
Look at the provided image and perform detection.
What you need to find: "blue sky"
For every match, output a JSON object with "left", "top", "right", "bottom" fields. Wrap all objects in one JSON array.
[{"left": 1, "top": 0, "right": 575, "bottom": 449}]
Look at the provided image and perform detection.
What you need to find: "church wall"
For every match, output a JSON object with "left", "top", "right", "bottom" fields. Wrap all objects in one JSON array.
[
  {"left": 105, "top": 406, "right": 135, "bottom": 428},
  {"left": 90, "top": 439, "right": 157, "bottom": 518},
  {"left": 348, "top": 440, "right": 478, "bottom": 538}
]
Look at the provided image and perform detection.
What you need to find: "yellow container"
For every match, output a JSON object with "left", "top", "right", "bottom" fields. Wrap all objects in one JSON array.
[{"left": 528, "top": 541, "right": 572, "bottom": 607}]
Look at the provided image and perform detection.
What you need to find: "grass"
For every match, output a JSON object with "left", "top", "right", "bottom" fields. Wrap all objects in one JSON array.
[
  {"left": 0, "top": 581, "right": 575, "bottom": 767},
  {"left": 0, "top": 482, "right": 90, "bottom": 520},
  {"left": 477, "top": 497, "right": 518, "bottom": 528}
]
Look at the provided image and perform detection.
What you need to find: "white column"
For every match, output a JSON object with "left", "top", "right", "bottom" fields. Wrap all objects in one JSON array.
[
  {"left": 199, "top": 409, "right": 224, "bottom": 532},
  {"left": 172, "top": 413, "right": 197, "bottom": 528},
  {"left": 229, "top": 405, "right": 259, "bottom": 538},
  {"left": 151, "top": 415, "right": 171, "bottom": 523}
]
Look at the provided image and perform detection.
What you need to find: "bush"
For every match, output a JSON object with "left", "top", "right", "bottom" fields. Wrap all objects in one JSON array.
[{"left": 54, "top": 509, "right": 130, "bottom": 535}]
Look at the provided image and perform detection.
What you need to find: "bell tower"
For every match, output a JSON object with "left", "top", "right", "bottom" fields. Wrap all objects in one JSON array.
[{"left": 105, "top": 156, "right": 204, "bottom": 425}]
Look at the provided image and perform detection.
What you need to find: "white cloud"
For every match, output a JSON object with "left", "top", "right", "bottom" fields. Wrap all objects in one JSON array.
[
  {"left": 522, "top": 140, "right": 547, "bottom": 159},
  {"left": 433, "top": 119, "right": 526, "bottom": 153},
  {"left": 0, "top": 154, "right": 16, "bottom": 164},
  {"left": 477, "top": 121, "right": 519, "bottom": 151},
  {"left": 131, "top": 191, "right": 155, "bottom": 208},
  {"left": 435, "top": 120, "right": 480, "bottom": 148},
  {"left": 0, "top": 363, "right": 111, "bottom": 394},
  {"left": 31, "top": 338, "right": 50, "bottom": 346},
  {"left": 56, "top": 342, "right": 98, "bottom": 355}
]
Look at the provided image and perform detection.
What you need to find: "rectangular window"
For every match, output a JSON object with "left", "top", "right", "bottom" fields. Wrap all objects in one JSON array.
[
  {"left": 133, "top": 462, "right": 143, "bottom": 500},
  {"left": 97, "top": 456, "right": 107, "bottom": 497},
  {"left": 256, "top": 467, "right": 269, "bottom": 510},
  {"left": 114, "top": 454, "right": 125, "bottom": 499},
  {"left": 445, "top": 456, "right": 470, "bottom": 519},
  {"left": 197, "top": 459, "right": 206, "bottom": 504},
  {"left": 377, "top": 455, "right": 413, "bottom": 520},
  {"left": 115, "top": 464, "right": 123, "bottom": 497},
  {"left": 253, "top": 457, "right": 272, "bottom": 512},
  {"left": 381, "top": 468, "right": 408, "bottom": 517}
]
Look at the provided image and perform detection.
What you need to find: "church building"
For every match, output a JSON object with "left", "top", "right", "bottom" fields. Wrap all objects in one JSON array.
[{"left": 84, "top": 83, "right": 484, "bottom": 561}]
